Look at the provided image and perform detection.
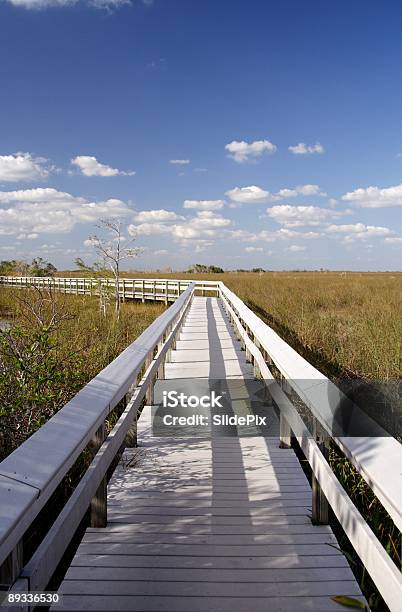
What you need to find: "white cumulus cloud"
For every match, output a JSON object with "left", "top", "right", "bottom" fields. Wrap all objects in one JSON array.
[
  {"left": 71, "top": 155, "right": 135, "bottom": 177},
  {"left": 287, "top": 245, "right": 306, "bottom": 252},
  {"left": 133, "top": 209, "right": 182, "bottom": 223},
  {"left": 226, "top": 184, "right": 326, "bottom": 205},
  {"left": 0, "top": 152, "right": 50, "bottom": 182},
  {"left": 288, "top": 142, "right": 324, "bottom": 155},
  {"left": 4, "top": 0, "right": 131, "bottom": 9},
  {"left": 0, "top": 187, "right": 131, "bottom": 235},
  {"left": 230, "top": 228, "right": 321, "bottom": 243},
  {"left": 266, "top": 205, "right": 349, "bottom": 228},
  {"left": 169, "top": 159, "right": 190, "bottom": 165},
  {"left": 128, "top": 211, "right": 231, "bottom": 250},
  {"left": 326, "top": 223, "right": 392, "bottom": 242},
  {"left": 342, "top": 183, "right": 402, "bottom": 208},
  {"left": 225, "top": 185, "right": 271, "bottom": 204},
  {"left": 183, "top": 199, "right": 225, "bottom": 211},
  {"left": 225, "top": 139, "right": 277, "bottom": 163}
]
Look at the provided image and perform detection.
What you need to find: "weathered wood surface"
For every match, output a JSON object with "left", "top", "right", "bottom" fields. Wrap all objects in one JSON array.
[{"left": 54, "top": 297, "right": 365, "bottom": 611}]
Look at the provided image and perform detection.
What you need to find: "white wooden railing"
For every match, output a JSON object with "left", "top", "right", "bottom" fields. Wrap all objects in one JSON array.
[
  {"left": 0, "top": 284, "right": 195, "bottom": 595},
  {"left": 219, "top": 283, "right": 402, "bottom": 612},
  {"left": 0, "top": 276, "right": 220, "bottom": 302},
  {"left": 0, "top": 278, "right": 400, "bottom": 610}
]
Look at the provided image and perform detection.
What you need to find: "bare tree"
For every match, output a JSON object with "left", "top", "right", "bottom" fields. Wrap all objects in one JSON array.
[
  {"left": 87, "top": 218, "right": 142, "bottom": 317},
  {"left": 74, "top": 258, "right": 110, "bottom": 316}
]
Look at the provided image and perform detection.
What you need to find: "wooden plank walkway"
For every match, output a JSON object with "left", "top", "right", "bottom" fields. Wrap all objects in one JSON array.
[{"left": 55, "top": 297, "right": 365, "bottom": 611}]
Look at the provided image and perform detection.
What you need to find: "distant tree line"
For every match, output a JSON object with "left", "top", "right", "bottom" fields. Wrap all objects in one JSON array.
[
  {"left": 235, "top": 268, "right": 266, "bottom": 273},
  {"left": 187, "top": 265, "right": 268, "bottom": 274},
  {"left": 187, "top": 264, "right": 225, "bottom": 273},
  {"left": 0, "top": 258, "right": 57, "bottom": 277}
]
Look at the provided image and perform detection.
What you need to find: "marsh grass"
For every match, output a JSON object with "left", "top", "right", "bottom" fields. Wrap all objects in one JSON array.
[
  {"left": 0, "top": 287, "right": 164, "bottom": 459},
  {"left": 222, "top": 272, "right": 401, "bottom": 380},
  {"left": 61, "top": 270, "right": 399, "bottom": 379}
]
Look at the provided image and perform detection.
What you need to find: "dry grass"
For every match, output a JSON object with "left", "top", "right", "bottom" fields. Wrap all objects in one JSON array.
[
  {"left": 222, "top": 272, "right": 401, "bottom": 380},
  {"left": 0, "top": 288, "right": 164, "bottom": 458},
  {"left": 22, "top": 270, "right": 402, "bottom": 378},
  {"left": 55, "top": 270, "right": 401, "bottom": 379}
]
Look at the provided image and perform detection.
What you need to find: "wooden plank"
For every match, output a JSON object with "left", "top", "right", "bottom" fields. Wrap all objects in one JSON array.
[
  {"left": 55, "top": 595, "right": 365, "bottom": 612},
  {"left": 165, "top": 361, "right": 254, "bottom": 378},
  {"left": 108, "top": 514, "right": 315, "bottom": 526},
  {"left": 106, "top": 504, "right": 311, "bottom": 516},
  {"left": 107, "top": 490, "right": 312, "bottom": 502},
  {"left": 170, "top": 348, "right": 243, "bottom": 362},
  {"left": 69, "top": 553, "right": 351, "bottom": 570},
  {"left": 59, "top": 579, "right": 362, "bottom": 597},
  {"left": 63, "top": 565, "right": 357, "bottom": 583},
  {"left": 176, "top": 339, "right": 237, "bottom": 349},
  {"left": 106, "top": 495, "right": 313, "bottom": 508},
  {"left": 75, "top": 543, "right": 339, "bottom": 556},
  {"left": 86, "top": 523, "right": 331, "bottom": 535},
  {"left": 81, "top": 533, "right": 336, "bottom": 546}
]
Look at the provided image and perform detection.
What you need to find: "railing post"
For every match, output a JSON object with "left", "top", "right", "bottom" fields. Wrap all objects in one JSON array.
[
  {"left": 253, "top": 357, "right": 261, "bottom": 379},
  {"left": 145, "top": 352, "right": 154, "bottom": 405},
  {"left": 141, "top": 280, "right": 145, "bottom": 303},
  {"left": 157, "top": 336, "right": 166, "bottom": 380},
  {"left": 124, "top": 393, "right": 137, "bottom": 448},
  {"left": 90, "top": 422, "right": 107, "bottom": 528},
  {"left": 157, "top": 357, "right": 165, "bottom": 380},
  {"left": 165, "top": 281, "right": 168, "bottom": 305},
  {"left": 0, "top": 540, "right": 23, "bottom": 589},
  {"left": 311, "top": 419, "right": 329, "bottom": 525},
  {"left": 165, "top": 325, "right": 173, "bottom": 363},
  {"left": 279, "top": 412, "right": 292, "bottom": 449}
]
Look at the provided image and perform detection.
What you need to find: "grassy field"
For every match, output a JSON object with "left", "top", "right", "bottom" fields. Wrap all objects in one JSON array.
[
  {"left": 103, "top": 270, "right": 401, "bottom": 380},
  {"left": 0, "top": 287, "right": 164, "bottom": 459},
  {"left": 223, "top": 271, "right": 401, "bottom": 380}
]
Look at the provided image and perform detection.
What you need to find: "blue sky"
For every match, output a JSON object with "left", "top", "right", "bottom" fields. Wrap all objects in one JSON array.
[{"left": 0, "top": 0, "right": 401, "bottom": 271}]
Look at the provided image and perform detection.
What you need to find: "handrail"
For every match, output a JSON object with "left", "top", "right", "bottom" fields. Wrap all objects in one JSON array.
[
  {"left": 0, "top": 284, "right": 195, "bottom": 573},
  {"left": 219, "top": 282, "right": 402, "bottom": 533},
  {"left": 0, "top": 276, "right": 220, "bottom": 296},
  {"left": 0, "top": 276, "right": 220, "bottom": 285},
  {"left": 220, "top": 287, "right": 402, "bottom": 611}
]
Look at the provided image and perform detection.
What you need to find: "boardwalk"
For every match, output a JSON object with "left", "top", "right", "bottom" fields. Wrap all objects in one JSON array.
[{"left": 54, "top": 298, "right": 364, "bottom": 611}]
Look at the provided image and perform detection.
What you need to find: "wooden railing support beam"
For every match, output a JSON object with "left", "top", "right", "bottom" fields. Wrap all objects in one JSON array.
[
  {"left": 279, "top": 413, "right": 292, "bottom": 449},
  {"left": 145, "top": 353, "right": 154, "bottom": 405},
  {"left": 311, "top": 419, "right": 329, "bottom": 525},
  {"left": 90, "top": 423, "right": 107, "bottom": 528},
  {"left": 0, "top": 540, "right": 23, "bottom": 590},
  {"left": 124, "top": 393, "right": 137, "bottom": 448}
]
